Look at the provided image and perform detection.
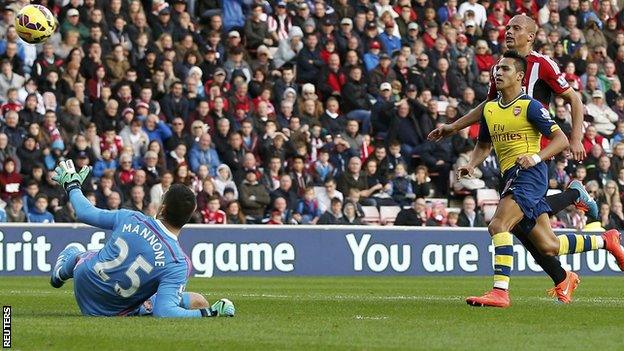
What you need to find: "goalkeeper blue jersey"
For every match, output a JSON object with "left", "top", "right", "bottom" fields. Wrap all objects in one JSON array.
[{"left": 69, "top": 189, "right": 201, "bottom": 317}]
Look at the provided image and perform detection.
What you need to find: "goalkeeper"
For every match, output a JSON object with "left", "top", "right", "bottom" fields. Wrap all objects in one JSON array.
[{"left": 49, "top": 160, "right": 235, "bottom": 318}]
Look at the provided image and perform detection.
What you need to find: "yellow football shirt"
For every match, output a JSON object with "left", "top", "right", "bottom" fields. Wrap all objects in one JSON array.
[{"left": 478, "top": 94, "right": 561, "bottom": 174}]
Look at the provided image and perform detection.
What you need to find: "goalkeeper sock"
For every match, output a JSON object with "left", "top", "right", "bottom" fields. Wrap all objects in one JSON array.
[
  {"left": 492, "top": 232, "right": 513, "bottom": 290},
  {"left": 558, "top": 234, "right": 604, "bottom": 255}
]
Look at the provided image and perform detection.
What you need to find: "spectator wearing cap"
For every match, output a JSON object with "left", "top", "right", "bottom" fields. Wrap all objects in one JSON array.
[
  {"left": 152, "top": 7, "right": 176, "bottom": 41},
  {"left": 403, "top": 22, "right": 420, "bottom": 46},
  {"left": 61, "top": 8, "right": 90, "bottom": 43},
  {"left": 292, "top": 2, "right": 312, "bottom": 30},
  {"left": 378, "top": 21, "right": 401, "bottom": 56},
  {"left": 334, "top": 18, "right": 360, "bottom": 56},
  {"left": 370, "top": 82, "right": 395, "bottom": 139},
  {"left": 368, "top": 53, "right": 397, "bottom": 96},
  {"left": 586, "top": 90, "right": 619, "bottom": 136},
  {"left": 363, "top": 40, "right": 382, "bottom": 72},
  {"left": 267, "top": 1, "right": 293, "bottom": 42},
  {"left": 458, "top": 0, "right": 486, "bottom": 28},
  {"left": 297, "top": 33, "right": 323, "bottom": 85}
]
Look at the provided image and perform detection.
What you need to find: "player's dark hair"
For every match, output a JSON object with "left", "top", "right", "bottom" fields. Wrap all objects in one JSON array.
[
  {"left": 503, "top": 50, "right": 527, "bottom": 74},
  {"left": 162, "top": 184, "right": 197, "bottom": 229}
]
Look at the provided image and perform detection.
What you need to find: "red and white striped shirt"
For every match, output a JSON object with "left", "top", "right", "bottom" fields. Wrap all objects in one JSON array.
[{"left": 488, "top": 51, "right": 569, "bottom": 108}]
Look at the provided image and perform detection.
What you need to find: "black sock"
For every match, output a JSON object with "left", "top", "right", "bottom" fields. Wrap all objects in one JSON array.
[
  {"left": 544, "top": 189, "right": 580, "bottom": 214},
  {"left": 512, "top": 227, "right": 567, "bottom": 285}
]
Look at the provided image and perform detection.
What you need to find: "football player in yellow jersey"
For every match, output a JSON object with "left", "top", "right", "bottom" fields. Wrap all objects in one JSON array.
[
  {"left": 428, "top": 14, "right": 618, "bottom": 305},
  {"left": 457, "top": 51, "right": 624, "bottom": 308}
]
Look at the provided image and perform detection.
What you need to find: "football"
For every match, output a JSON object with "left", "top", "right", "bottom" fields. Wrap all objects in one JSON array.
[{"left": 15, "top": 4, "right": 57, "bottom": 44}]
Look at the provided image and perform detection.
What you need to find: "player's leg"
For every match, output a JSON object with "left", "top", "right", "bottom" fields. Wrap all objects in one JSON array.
[
  {"left": 544, "top": 180, "right": 598, "bottom": 220},
  {"left": 527, "top": 214, "right": 624, "bottom": 269},
  {"left": 466, "top": 195, "right": 524, "bottom": 308},
  {"left": 50, "top": 245, "right": 86, "bottom": 288},
  {"left": 512, "top": 226, "right": 567, "bottom": 285}
]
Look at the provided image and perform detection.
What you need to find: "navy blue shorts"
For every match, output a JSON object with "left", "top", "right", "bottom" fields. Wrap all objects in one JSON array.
[{"left": 500, "top": 163, "right": 551, "bottom": 233}]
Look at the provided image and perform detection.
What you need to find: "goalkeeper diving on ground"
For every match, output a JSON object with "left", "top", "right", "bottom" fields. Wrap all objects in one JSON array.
[{"left": 49, "top": 160, "right": 235, "bottom": 317}]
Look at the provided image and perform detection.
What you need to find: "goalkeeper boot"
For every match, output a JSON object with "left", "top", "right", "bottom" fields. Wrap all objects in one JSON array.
[
  {"left": 568, "top": 180, "right": 599, "bottom": 220},
  {"left": 209, "top": 298, "right": 236, "bottom": 317},
  {"left": 547, "top": 271, "right": 580, "bottom": 304},
  {"left": 50, "top": 245, "right": 82, "bottom": 288},
  {"left": 603, "top": 229, "right": 624, "bottom": 271},
  {"left": 466, "top": 288, "right": 510, "bottom": 308}
]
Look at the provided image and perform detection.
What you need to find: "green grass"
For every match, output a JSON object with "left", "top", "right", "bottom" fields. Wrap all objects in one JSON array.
[{"left": 3, "top": 276, "right": 624, "bottom": 350}]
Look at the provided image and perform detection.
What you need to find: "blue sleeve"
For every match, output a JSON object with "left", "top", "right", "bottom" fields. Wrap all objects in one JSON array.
[
  {"left": 93, "top": 161, "right": 105, "bottom": 178},
  {"left": 69, "top": 188, "right": 130, "bottom": 230},
  {"left": 158, "top": 121, "right": 173, "bottom": 141},
  {"left": 477, "top": 114, "right": 491, "bottom": 143},
  {"left": 189, "top": 149, "right": 199, "bottom": 173},
  {"left": 526, "top": 100, "right": 560, "bottom": 137},
  {"left": 152, "top": 269, "right": 202, "bottom": 318}
]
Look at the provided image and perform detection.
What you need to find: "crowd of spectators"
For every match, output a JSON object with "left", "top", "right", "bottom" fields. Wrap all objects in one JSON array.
[{"left": 0, "top": 0, "right": 621, "bottom": 229}]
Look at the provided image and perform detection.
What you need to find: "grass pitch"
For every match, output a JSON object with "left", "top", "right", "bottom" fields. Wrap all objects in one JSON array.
[{"left": 2, "top": 276, "right": 624, "bottom": 350}]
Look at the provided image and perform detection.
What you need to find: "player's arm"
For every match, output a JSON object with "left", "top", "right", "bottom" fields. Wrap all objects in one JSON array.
[
  {"left": 152, "top": 269, "right": 209, "bottom": 318},
  {"left": 68, "top": 188, "right": 122, "bottom": 230},
  {"left": 558, "top": 87, "right": 585, "bottom": 160},
  {"left": 457, "top": 114, "right": 492, "bottom": 178},
  {"left": 517, "top": 101, "right": 569, "bottom": 169},
  {"left": 540, "top": 57, "right": 585, "bottom": 160},
  {"left": 53, "top": 160, "right": 121, "bottom": 230}
]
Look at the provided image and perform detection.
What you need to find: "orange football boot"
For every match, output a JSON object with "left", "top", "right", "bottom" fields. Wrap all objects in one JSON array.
[
  {"left": 466, "top": 288, "right": 510, "bottom": 308},
  {"left": 547, "top": 271, "right": 580, "bottom": 304},
  {"left": 603, "top": 229, "right": 624, "bottom": 271}
]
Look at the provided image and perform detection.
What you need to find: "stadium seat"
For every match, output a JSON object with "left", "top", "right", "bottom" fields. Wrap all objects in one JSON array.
[
  {"left": 425, "top": 198, "right": 448, "bottom": 207},
  {"left": 446, "top": 207, "right": 461, "bottom": 214},
  {"left": 482, "top": 203, "right": 498, "bottom": 222},
  {"left": 380, "top": 206, "right": 401, "bottom": 226},
  {"left": 476, "top": 189, "right": 500, "bottom": 207},
  {"left": 361, "top": 206, "right": 380, "bottom": 225}
]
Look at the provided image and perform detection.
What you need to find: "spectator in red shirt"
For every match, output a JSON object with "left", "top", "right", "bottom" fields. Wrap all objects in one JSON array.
[
  {"left": 200, "top": 196, "right": 226, "bottom": 224},
  {"left": 0, "top": 158, "right": 22, "bottom": 201}
]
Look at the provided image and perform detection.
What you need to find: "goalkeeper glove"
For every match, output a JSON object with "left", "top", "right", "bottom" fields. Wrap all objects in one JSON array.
[{"left": 52, "top": 160, "right": 90, "bottom": 193}]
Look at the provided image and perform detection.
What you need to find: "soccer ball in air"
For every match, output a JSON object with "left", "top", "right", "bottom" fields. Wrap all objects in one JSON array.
[{"left": 15, "top": 5, "right": 57, "bottom": 44}]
